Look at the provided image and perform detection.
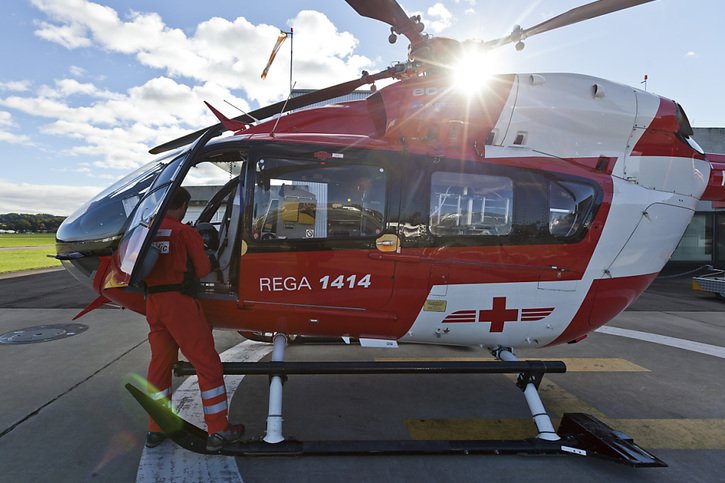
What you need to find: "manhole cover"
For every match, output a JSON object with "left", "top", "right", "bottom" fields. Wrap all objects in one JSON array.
[{"left": 0, "top": 324, "right": 89, "bottom": 345}]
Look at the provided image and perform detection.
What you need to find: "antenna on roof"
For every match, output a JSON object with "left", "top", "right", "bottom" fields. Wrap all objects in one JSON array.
[
  {"left": 271, "top": 81, "right": 297, "bottom": 137},
  {"left": 224, "top": 100, "right": 259, "bottom": 123}
]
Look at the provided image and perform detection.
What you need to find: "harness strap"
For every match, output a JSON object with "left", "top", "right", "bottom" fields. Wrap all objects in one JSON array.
[{"left": 146, "top": 284, "right": 184, "bottom": 294}]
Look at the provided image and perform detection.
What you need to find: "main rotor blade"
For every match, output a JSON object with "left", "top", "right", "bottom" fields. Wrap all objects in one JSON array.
[
  {"left": 481, "top": 0, "right": 656, "bottom": 49},
  {"left": 345, "top": 0, "right": 425, "bottom": 45},
  {"left": 149, "top": 67, "right": 399, "bottom": 155},
  {"left": 525, "top": 0, "right": 656, "bottom": 38}
]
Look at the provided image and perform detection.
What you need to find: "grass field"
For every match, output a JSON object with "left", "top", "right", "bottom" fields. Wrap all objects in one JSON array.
[
  {"left": 0, "top": 233, "right": 55, "bottom": 248},
  {"left": 0, "top": 234, "right": 59, "bottom": 273},
  {"left": 0, "top": 248, "right": 61, "bottom": 273}
]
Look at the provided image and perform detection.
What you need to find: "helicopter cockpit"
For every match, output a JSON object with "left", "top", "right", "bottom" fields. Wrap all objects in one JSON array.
[
  {"left": 181, "top": 149, "right": 246, "bottom": 294},
  {"left": 55, "top": 150, "right": 181, "bottom": 286},
  {"left": 55, "top": 143, "right": 246, "bottom": 295}
]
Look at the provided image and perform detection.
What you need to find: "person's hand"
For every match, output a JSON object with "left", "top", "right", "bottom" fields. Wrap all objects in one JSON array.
[{"left": 208, "top": 252, "right": 220, "bottom": 270}]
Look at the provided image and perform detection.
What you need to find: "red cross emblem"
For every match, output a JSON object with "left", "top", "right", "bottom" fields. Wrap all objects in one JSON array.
[
  {"left": 478, "top": 297, "right": 519, "bottom": 332},
  {"left": 442, "top": 297, "right": 554, "bottom": 333}
]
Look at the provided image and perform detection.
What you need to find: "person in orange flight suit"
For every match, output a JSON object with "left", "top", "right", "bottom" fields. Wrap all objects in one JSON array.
[{"left": 143, "top": 187, "right": 244, "bottom": 451}]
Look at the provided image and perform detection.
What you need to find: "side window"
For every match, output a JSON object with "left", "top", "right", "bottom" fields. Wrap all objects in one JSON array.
[
  {"left": 252, "top": 159, "right": 386, "bottom": 241},
  {"left": 430, "top": 171, "right": 513, "bottom": 237},
  {"left": 549, "top": 181, "right": 596, "bottom": 239}
]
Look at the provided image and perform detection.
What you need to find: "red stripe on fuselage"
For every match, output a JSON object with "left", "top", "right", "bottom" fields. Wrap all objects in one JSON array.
[{"left": 631, "top": 98, "right": 705, "bottom": 160}]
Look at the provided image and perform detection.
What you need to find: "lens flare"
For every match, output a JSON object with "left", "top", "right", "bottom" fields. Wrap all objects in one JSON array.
[{"left": 451, "top": 51, "right": 495, "bottom": 94}]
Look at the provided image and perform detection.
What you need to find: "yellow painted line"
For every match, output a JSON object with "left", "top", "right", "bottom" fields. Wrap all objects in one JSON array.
[
  {"left": 540, "top": 358, "right": 649, "bottom": 372},
  {"left": 404, "top": 375, "right": 725, "bottom": 450},
  {"left": 382, "top": 356, "right": 723, "bottom": 449},
  {"left": 407, "top": 418, "right": 537, "bottom": 440},
  {"left": 514, "top": 377, "right": 725, "bottom": 449},
  {"left": 503, "top": 374, "right": 608, "bottom": 420},
  {"left": 374, "top": 357, "right": 649, "bottom": 372}
]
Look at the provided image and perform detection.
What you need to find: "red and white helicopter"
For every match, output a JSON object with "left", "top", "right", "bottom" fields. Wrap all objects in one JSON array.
[{"left": 56, "top": 0, "right": 725, "bottom": 466}]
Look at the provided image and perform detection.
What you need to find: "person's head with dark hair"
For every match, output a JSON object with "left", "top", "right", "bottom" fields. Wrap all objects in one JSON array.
[
  {"left": 167, "top": 187, "right": 191, "bottom": 220},
  {"left": 169, "top": 187, "right": 191, "bottom": 209}
]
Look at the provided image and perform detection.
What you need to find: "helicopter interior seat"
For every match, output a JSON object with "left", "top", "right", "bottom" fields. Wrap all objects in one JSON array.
[
  {"left": 196, "top": 222, "right": 221, "bottom": 284},
  {"left": 215, "top": 182, "right": 242, "bottom": 286}
]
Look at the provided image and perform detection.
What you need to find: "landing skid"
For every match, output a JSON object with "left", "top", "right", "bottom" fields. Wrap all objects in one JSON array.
[{"left": 126, "top": 357, "right": 666, "bottom": 467}]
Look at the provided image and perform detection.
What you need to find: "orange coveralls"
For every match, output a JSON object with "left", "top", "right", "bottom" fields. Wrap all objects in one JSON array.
[{"left": 144, "top": 216, "right": 228, "bottom": 434}]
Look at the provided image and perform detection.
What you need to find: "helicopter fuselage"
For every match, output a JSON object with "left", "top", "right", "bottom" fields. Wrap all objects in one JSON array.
[{"left": 56, "top": 72, "right": 725, "bottom": 350}]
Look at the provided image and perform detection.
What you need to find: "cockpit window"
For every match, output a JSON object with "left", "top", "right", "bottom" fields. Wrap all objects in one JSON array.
[
  {"left": 549, "top": 181, "right": 596, "bottom": 239},
  {"left": 124, "top": 153, "right": 190, "bottom": 237},
  {"left": 56, "top": 150, "right": 182, "bottom": 243}
]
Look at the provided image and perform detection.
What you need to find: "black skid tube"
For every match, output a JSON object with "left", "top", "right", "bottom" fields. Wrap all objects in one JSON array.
[{"left": 173, "top": 359, "right": 566, "bottom": 377}]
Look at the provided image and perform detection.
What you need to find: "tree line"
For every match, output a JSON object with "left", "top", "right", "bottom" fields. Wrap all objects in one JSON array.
[{"left": 0, "top": 213, "right": 66, "bottom": 233}]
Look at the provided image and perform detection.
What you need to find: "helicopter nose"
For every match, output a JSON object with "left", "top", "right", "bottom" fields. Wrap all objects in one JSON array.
[
  {"left": 55, "top": 198, "right": 124, "bottom": 289},
  {"left": 55, "top": 157, "right": 168, "bottom": 287}
]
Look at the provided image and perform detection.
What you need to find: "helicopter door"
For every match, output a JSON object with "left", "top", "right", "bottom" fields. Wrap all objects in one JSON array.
[
  {"left": 239, "top": 156, "right": 398, "bottom": 312},
  {"left": 115, "top": 129, "right": 218, "bottom": 286}
]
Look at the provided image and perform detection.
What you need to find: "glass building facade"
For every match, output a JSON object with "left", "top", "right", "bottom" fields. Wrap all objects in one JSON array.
[{"left": 670, "top": 212, "right": 725, "bottom": 267}]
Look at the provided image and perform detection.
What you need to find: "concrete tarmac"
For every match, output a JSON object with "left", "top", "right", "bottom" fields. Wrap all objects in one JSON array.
[
  {"left": 0, "top": 270, "right": 723, "bottom": 482},
  {"left": 231, "top": 330, "right": 725, "bottom": 483},
  {"left": 0, "top": 270, "right": 242, "bottom": 483}
]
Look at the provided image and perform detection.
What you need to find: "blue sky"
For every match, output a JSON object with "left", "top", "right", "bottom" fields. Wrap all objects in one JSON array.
[{"left": 0, "top": 0, "right": 723, "bottom": 215}]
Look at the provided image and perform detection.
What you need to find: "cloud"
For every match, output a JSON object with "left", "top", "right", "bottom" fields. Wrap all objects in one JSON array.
[
  {"left": 686, "top": 51, "right": 696, "bottom": 58},
  {"left": 0, "top": 131, "right": 33, "bottom": 145},
  {"left": 426, "top": 3, "right": 454, "bottom": 34},
  {"left": 36, "top": 78, "right": 120, "bottom": 100},
  {"left": 0, "top": 112, "right": 33, "bottom": 145},
  {"left": 0, "top": 81, "right": 32, "bottom": 92},
  {"left": 1, "top": 1, "right": 381, "bottom": 215},
  {"left": 30, "top": 1, "right": 375, "bottom": 105},
  {"left": 0, "top": 179, "right": 102, "bottom": 215},
  {"left": 0, "top": 111, "right": 15, "bottom": 127},
  {"left": 1, "top": 76, "right": 252, "bottom": 169},
  {"left": 34, "top": 19, "right": 93, "bottom": 48},
  {"left": 69, "top": 65, "right": 86, "bottom": 77}
]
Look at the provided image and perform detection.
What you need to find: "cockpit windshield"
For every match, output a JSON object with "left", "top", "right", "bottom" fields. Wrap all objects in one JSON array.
[{"left": 56, "top": 149, "right": 184, "bottom": 243}]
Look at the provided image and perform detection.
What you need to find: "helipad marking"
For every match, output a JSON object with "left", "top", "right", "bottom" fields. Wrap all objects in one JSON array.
[
  {"left": 136, "top": 340, "right": 272, "bottom": 483},
  {"left": 407, "top": 418, "right": 536, "bottom": 440},
  {"left": 596, "top": 326, "right": 725, "bottom": 359},
  {"left": 407, "top": 374, "right": 725, "bottom": 450},
  {"left": 525, "top": 375, "right": 608, "bottom": 420}
]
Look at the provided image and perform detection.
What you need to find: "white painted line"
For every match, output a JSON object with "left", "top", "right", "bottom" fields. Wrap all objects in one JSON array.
[
  {"left": 136, "top": 339, "right": 273, "bottom": 483},
  {"left": 596, "top": 326, "right": 725, "bottom": 359},
  {"left": 560, "top": 445, "right": 587, "bottom": 456}
]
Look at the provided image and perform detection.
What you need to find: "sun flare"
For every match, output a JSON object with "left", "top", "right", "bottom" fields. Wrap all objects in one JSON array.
[{"left": 451, "top": 50, "right": 497, "bottom": 94}]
